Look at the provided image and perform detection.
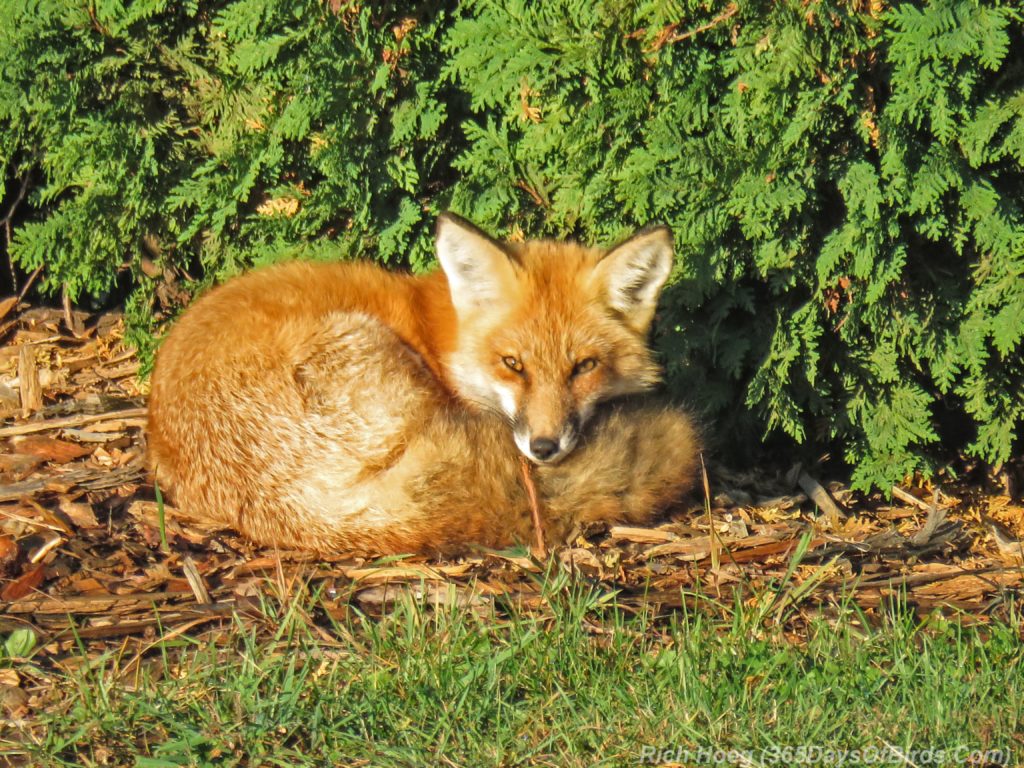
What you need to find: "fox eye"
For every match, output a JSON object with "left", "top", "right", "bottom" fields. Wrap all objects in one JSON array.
[
  {"left": 502, "top": 355, "right": 524, "bottom": 373},
  {"left": 571, "top": 357, "right": 598, "bottom": 377}
]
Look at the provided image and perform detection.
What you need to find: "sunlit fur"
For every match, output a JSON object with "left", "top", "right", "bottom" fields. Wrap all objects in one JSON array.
[{"left": 146, "top": 221, "right": 700, "bottom": 555}]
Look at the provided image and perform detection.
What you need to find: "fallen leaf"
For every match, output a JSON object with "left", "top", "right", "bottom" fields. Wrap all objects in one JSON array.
[
  {"left": 1, "top": 563, "right": 45, "bottom": 601},
  {"left": 11, "top": 435, "right": 93, "bottom": 463}
]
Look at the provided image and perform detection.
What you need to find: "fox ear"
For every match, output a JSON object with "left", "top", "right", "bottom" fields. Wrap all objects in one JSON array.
[
  {"left": 436, "top": 213, "right": 518, "bottom": 314},
  {"left": 595, "top": 225, "right": 674, "bottom": 333}
]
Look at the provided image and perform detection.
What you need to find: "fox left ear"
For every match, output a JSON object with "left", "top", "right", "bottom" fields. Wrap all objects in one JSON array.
[
  {"left": 595, "top": 225, "right": 674, "bottom": 333},
  {"left": 436, "top": 213, "right": 518, "bottom": 316}
]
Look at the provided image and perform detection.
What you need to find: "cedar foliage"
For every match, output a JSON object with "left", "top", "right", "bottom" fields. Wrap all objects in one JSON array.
[{"left": 1, "top": 0, "right": 1022, "bottom": 489}]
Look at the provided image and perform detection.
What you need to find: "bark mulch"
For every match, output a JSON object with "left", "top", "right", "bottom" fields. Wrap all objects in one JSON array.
[{"left": 0, "top": 303, "right": 1022, "bottom": 718}]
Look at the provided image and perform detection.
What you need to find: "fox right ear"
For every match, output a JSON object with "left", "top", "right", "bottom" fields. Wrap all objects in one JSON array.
[
  {"left": 436, "top": 213, "right": 518, "bottom": 315},
  {"left": 595, "top": 225, "right": 674, "bottom": 334}
]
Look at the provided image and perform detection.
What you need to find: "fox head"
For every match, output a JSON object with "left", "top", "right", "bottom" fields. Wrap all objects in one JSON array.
[{"left": 436, "top": 213, "right": 674, "bottom": 465}]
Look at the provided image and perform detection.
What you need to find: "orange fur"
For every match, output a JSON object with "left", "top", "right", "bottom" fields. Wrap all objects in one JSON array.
[{"left": 146, "top": 217, "right": 700, "bottom": 555}]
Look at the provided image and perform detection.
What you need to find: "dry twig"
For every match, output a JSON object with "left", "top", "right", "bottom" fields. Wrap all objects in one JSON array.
[
  {"left": 519, "top": 455, "right": 546, "bottom": 558},
  {"left": 797, "top": 471, "right": 846, "bottom": 520},
  {"left": 0, "top": 407, "right": 147, "bottom": 438}
]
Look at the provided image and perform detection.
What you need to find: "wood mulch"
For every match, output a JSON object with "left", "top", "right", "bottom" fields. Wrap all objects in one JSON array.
[{"left": 0, "top": 301, "right": 1022, "bottom": 716}]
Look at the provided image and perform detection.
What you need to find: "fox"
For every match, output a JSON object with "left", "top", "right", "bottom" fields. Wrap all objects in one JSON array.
[{"left": 145, "top": 214, "right": 699, "bottom": 555}]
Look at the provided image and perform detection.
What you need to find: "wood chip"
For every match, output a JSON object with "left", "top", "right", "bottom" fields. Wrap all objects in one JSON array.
[
  {"left": 29, "top": 531, "right": 63, "bottom": 564},
  {"left": 909, "top": 490, "right": 947, "bottom": 547},
  {"left": 891, "top": 485, "right": 932, "bottom": 511},
  {"left": 96, "top": 361, "right": 140, "bottom": 380},
  {"left": 0, "top": 462, "right": 145, "bottom": 502},
  {"left": 610, "top": 526, "right": 677, "bottom": 544},
  {"left": 643, "top": 536, "right": 714, "bottom": 560},
  {"left": 558, "top": 547, "right": 604, "bottom": 572},
  {"left": 354, "top": 581, "right": 487, "bottom": 610},
  {"left": 60, "top": 428, "right": 125, "bottom": 443},
  {"left": 58, "top": 499, "right": 100, "bottom": 529},
  {"left": 84, "top": 418, "right": 147, "bottom": 433},
  {"left": 17, "top": 346, "right": 42, "bottom": 417},
  {"left": 3, "top": 589, "right": 194, "bottom": 616},
  {"left": 0, "top": 297, "right": 17, "bottom": 324},
  {"left": 726, "top": 536, "right": 827, "bottom": 564},
  {"left": 984, "top": 516, "right": 1024, "bottom": 559},
  {"left": 182, "top": 555, "right": 212, "bottom": 604},
  {"left": 486, "top": 552, "right": 541, "bottom": 572}
]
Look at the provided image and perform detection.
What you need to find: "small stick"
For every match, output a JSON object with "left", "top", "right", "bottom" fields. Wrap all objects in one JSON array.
[
  {"left": 519, "top": 455, "right": 546, "bottom": 558},
  {"left": 62, "top": 284, "right": 86, "bottom": 337},
  {"left": 2, "top": 174, "right": 31, "bottom": 292},
  {"left": 796, "top": 471, "right": 846, "bottom": 519},
  {"left": 16, "top": 265, "right": 43, "bottom": 303},
  {"left": 700, "top": 452, "right": 721, "bottom": 574},
  {"left": 0, "top": 406, "right": 148, "bottom": 438},
  {"left": 891, "top": 485, "right": 931, "bottom": 511},
  {"left": 182, "top": 555, "right": 212, "bottom": 605},
  {"left": 664, "top": 3, "right": 739, "bottom": 45},
  {"left": 29, "top": 531, "right": 63, "bottom": 564}
]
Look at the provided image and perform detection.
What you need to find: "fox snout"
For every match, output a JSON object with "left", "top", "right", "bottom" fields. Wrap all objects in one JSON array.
[{"left": 513, "top": 411, "right": 582, "bottom": 465}]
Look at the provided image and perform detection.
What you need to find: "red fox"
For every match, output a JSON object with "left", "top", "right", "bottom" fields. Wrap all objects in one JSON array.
[{"left": 146, "top": 214, "right": 699, "bottom": 554}]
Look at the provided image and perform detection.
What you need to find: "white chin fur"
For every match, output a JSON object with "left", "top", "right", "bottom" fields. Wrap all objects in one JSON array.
[
  {"left": 513, "top": 428, "right": 533, "bottom": 459},
  {"left": 513, "top": 428, "right": 579, "bottom": 465}
]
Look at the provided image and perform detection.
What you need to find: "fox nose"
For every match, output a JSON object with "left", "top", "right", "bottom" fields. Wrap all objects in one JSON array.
[{"left": 529, "top": 437, "right": 559, "bottom": 461}]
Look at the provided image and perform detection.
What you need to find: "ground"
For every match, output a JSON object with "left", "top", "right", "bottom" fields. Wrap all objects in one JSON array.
[{"left": 0, "top": 304, "right": 1022, "bottom": 765}]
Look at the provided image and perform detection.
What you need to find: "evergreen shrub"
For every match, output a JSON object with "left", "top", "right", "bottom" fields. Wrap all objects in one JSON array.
[{"left": 2, "top": 0, "right": 1022, "bottom": 489}]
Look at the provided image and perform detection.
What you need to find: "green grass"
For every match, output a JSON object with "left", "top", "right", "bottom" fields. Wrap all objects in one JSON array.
[{"left": 8, "top": 577, "right": 1023, "bottom": 768}]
